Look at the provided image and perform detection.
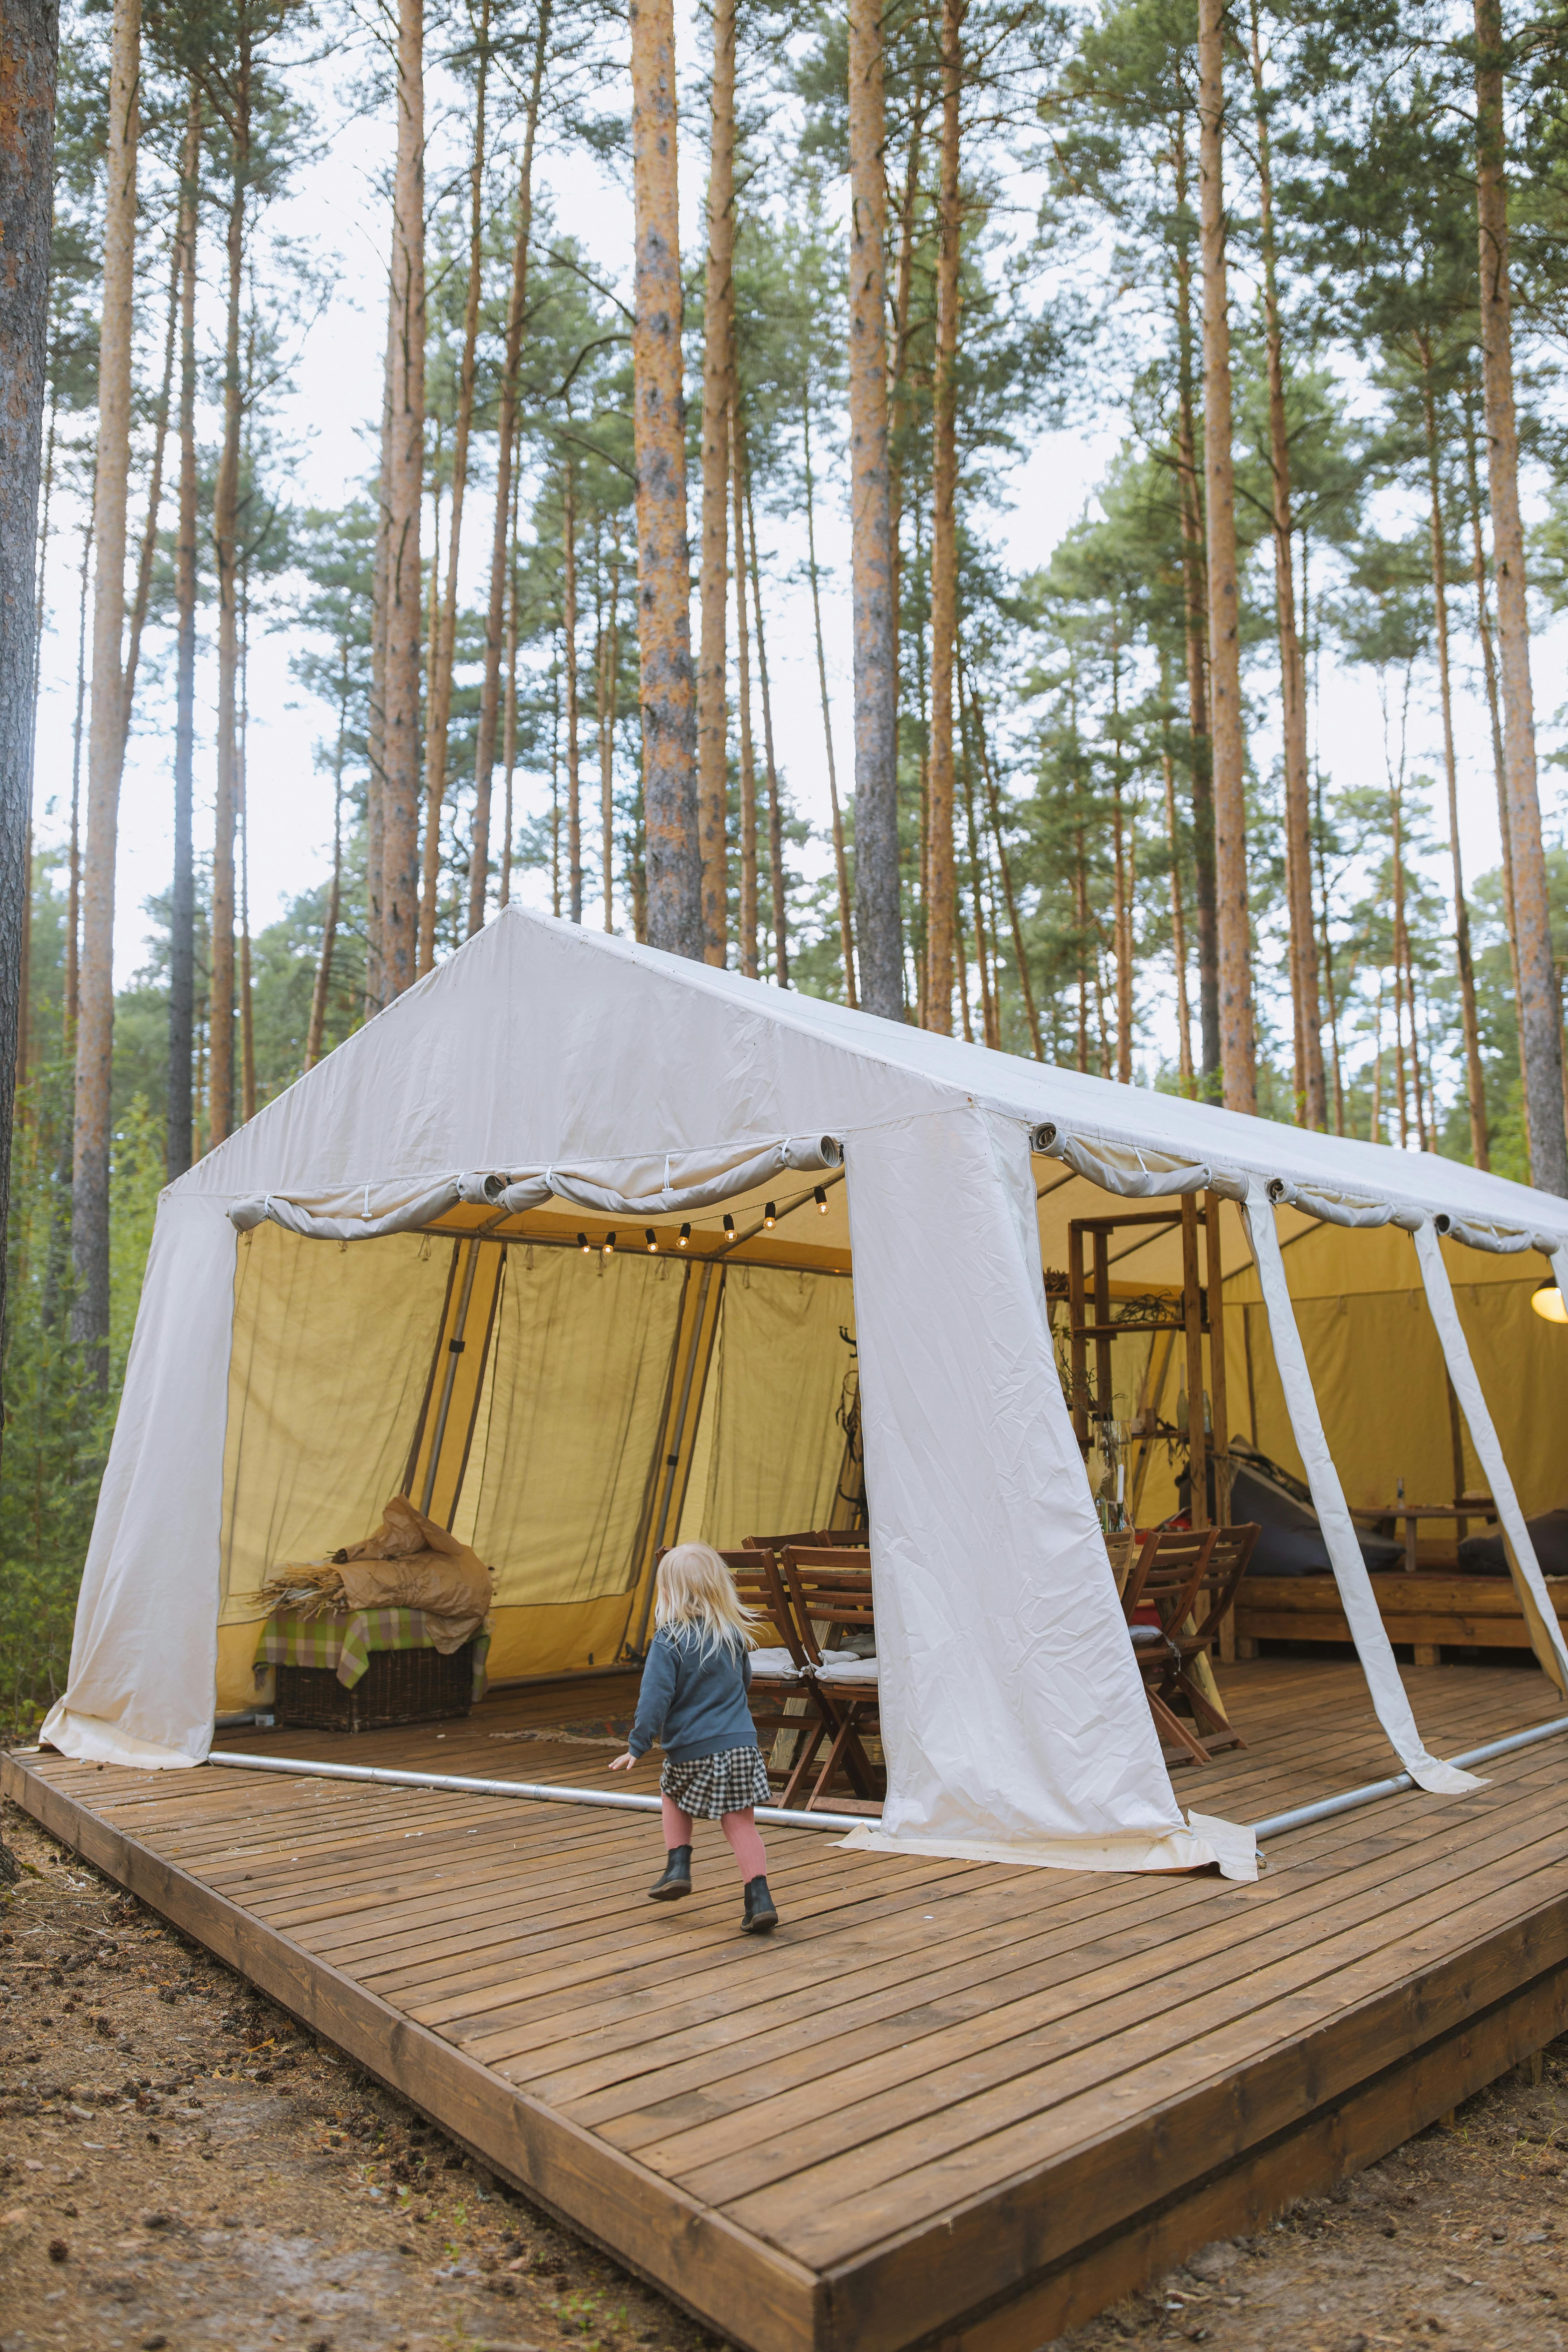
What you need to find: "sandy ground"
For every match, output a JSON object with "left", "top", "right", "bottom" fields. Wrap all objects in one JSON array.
[{"left": 2, "top": 1793, "right": 1566, "bottom": 2352}]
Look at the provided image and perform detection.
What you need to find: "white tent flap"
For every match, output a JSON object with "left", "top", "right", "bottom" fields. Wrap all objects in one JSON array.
[
  {"left": 846, "top": 1104, "right": 1256, "bottom": 1873},
  {"left": 1243, "top": 1182, "right": 1482, "bottom": 1795},
  {"left": 1413, "top": 1219, "right": 1568, "bottom": 1694}
]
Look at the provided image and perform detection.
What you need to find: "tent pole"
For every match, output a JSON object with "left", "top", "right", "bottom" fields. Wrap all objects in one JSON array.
[
  {"left": 1251, "top": 1711, "right": 1568, "bottom": 1840},
  {"left": 420, "top": 1239, "right": 483, "bottom": 1516}
]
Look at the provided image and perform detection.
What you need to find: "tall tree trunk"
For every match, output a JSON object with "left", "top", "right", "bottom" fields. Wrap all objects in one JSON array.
[
  {"left": 499, "top": 457, "right": 520, "bottom": 913},
  {"left": 848, "top": 0, "right": 901, "bottom": 1021},
  {"left": 469, "top": 9, "right": 546, "bottom": 939},
  {"left": 72, "top": 0, "right": 138, "bottom": 1372},
  {"left": 743, "top": 454, "right": 787, "bottom": 986},
  {"left": 562, "top": 454, "right": 582, "bottom": 920},
  {"left": 1248, "top": 1, "right": 1322, "bottom": 1127},
  {"left": 631, "top": 0, "right": 701, "bottom": 958},
  {"left": 1420, "top": 360, "right": 1488, "bottom": 1169},
  {"left": 366, "top": 281, "right": 392, "bottom": 1008},
  {"left": 1163, "top": 747, "right": 1195, "bottom": 1089},
  {"left": 696, "top": 0, "right": 734, "bottom": 965},
  {"left": 66, "top": 496, "right": 90, "bottom": 1040},
  {"left": 237, "top": 602, "right": 254, "bottom": 1125},
  {"left": 925, "top": 0, "right": 964, "bottom": 1034},
  {"left": 168, "top": 79, "right": 199, "bottom": 1179},
  {"left": 209, "top": 102, "right": 247, "bottom": 1149},
  {"left": 420, "top": 0, "right": 488, "bottom": 974},
  {"left": 887, "top": 98, "right": 925, "bottom": 910},
  {"left": 599, "top": 531, "right": 622, "bottom": 932},
  {"left": 964, "top": 661, "right": 1043, "bottom": 1059},
  {"left": 1461, "top": 406, "right": 1528, "bottom": 1104},
  {"left": 1474, "top": 0, "right": 1567, "bottom": 1193},
  {"left": 380, "top": 0, "right": 426, "bottom": 1001},
  {"left": 306, "top": 653, "right": 346, "bottom": 1071},
  {"left": 959, "top": 727, "right": 995, "bottom": 1046},
  {"left": 0, "top": 0, "right": 56, "bottom": 1457},
  {"left": 1172, "top": 111, "right": 1219, "bottom": 1085},
  {"left": 1197, "top": 0, "right": 1254, "bottom": 1113},
  {"left": 732, "top": 412, "right": 757, "bottom": 976},
  {"left": 803, "top": 395, "right": 856, "bottom": 1006},
  {"left": 122, "top": 237, "right": 178, "bottom": 750}
]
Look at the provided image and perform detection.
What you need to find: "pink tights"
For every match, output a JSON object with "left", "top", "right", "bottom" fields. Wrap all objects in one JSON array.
[{"left": 662, "top": 1794, "right": 767, "bottom": 1882}]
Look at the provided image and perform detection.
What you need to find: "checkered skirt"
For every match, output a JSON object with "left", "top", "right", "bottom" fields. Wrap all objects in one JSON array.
[{"left": 659, "top": 1744, "right": 773, "bottom": 1818}]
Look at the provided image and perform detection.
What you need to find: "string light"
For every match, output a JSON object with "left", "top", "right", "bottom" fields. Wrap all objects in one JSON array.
[
  {"left": 602, "top": 1231, "right": 617, "bottom": 1259},
  {"left": 1533, "top": 1280, "right": 1567, "bottom": 1325},
  {"left": 764, "top": 1201, "right": 777, "bottom": 1228},
  {"left": 723, "top": 1213, "right": 735, "bottom": 1238},
  {"left": 645, "top": 1228, "right": 658, "bottom": 1253},
  {"left": 578, "top": 1233, "right": 591, "bottom": 1254},
  {"left": 678, "top": 1223, "right": 691, "bottom": 1247},
  {"left": 814, "top": 1186, "right": 828, "bottom": 1214}
]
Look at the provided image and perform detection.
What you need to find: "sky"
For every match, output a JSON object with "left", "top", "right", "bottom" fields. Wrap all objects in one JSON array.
[{"left": 29, "top": 5, "right": 1568, "bottom": 1100}]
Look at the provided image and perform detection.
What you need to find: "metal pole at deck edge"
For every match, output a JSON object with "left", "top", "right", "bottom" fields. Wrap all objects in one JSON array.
[
  {"left": 207, "top": 1747, "right": 866, "bottom": 1834},
  {"left": 1249, "top": 1710, "right": 1568, "bottom": 1842}
]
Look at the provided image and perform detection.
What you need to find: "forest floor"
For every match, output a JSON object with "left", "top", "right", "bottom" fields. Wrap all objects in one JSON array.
[{"left": 2, "top": 1793, "right": 1567, "bottom": 2352}]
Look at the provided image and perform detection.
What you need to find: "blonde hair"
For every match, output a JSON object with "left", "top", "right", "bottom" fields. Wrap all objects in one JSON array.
[{"left": 654, "top": 1543, "right": 760, "bottom": 1656}]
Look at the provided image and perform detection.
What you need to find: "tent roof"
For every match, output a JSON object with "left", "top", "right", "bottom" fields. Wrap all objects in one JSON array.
[{"left": 172, "top": 905, "right": 1568, "bottom": 1249}]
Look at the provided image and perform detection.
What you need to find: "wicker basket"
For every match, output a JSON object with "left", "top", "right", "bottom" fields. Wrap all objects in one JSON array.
[{"left": 274, "top": 1640, "right": 476, "bottom": 1733}]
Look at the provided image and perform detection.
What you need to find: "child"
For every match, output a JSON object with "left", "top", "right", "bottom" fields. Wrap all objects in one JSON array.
[{"left": 609, "top": 1542, "right": 779, "bottom": 1933}]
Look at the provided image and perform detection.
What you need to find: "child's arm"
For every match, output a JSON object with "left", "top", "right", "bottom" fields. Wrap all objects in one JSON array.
[{"left": 610, "top": 1638, "right": 677, "bottom": 1772}]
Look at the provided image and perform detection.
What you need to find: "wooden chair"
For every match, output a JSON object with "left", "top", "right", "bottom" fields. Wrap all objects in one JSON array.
[
  {"left": 1120, "top": 1528, "right": 1219, "bottom": 1768},
  {"left": 743, "top": 1529, "right": 870, "bottom": 1554},
  {"left": 719, "top": 1548, "right": 872, "bottom": 1809},
  {"left": 1164, "top": 1523, "right": 1261, "bottom": 1757},
  {"left": 777, "top": 1547, "right": 883, "bottom": 1809}
]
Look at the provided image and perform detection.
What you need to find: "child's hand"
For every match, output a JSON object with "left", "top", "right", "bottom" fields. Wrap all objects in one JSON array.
[{"left": 608, "top": 1750, "right": 635, "bottom": 1772}]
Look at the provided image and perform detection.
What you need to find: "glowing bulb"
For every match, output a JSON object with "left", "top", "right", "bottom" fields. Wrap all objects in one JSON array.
[
  {"left": 645, "top": 1228, "right": 658, "bottom": 1253},
  {"left": 723, "top": 1213, "right": 735, "bottom": 1238},
  {"left": 814, "top": 1186, "right": 828, "bottom": 1214},
  {"left": 1533, "top": 1280, "right": 1568, "bottom": 1324},
  {"left": 602, "top": 1230, "right": 616, "bottom": 1258},
  {"left": 678, "top": 1223, "right": 691, "bottom": 1247},
  {"left": 578, "top": 1233, "right": 590, "bottom": 1254},
  {"left": 764, "top": 1201, "right": 777, "bottom": 1228}
]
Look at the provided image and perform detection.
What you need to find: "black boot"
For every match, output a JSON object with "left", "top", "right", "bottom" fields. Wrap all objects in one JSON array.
[
  {"left": 741, "top": 1875, "right": 778, "bottom": 1934},
  {"left": 648, "top": 1845, "right": 692, "bottom": 1901}
]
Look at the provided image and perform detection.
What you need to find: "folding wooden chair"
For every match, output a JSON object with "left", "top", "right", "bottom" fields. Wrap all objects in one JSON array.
[
  {"left": 710, "top": 1549, "right": 862, "bottom": 1810},
  {"left": 1120, "top": 1527, "right": 1219, "bottom": 1768},
  {"left": 778, "top": 1547, "right": 882, "bottom": 1809},
  {"left": 1163, "top": 1523, "right": 1261, "bottom": 1757}
]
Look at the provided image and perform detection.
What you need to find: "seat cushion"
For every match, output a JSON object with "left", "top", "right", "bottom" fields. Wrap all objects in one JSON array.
[
  {"left": 748, "top": 1645, "right": 805, "bottom": 1681},
  {"left": 812, "top": 1653, "right": 879, "bottom": 1685}
]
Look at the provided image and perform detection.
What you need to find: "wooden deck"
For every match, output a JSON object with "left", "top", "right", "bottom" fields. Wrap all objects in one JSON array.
[{"left": 8, "top": 1657, "right": 1568, "bottom": 2352}]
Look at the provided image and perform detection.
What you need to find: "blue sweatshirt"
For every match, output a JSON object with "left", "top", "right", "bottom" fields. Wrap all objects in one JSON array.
[{"left": 628, "top": 1626, "right": 758, "bottom": 1764}]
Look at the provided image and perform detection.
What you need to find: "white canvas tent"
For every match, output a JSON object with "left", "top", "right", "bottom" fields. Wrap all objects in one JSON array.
[{"left": 42, "top": 906, "right": 1568, "bottom": 1882}]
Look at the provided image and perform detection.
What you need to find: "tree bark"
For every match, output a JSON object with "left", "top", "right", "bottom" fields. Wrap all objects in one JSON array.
[
  {"left": 599, "top": 527, "right": 622, "bottom": 932},
  {"left": 1172, "top": 111, "right": 1219, "bottom": 1085},
  {"left": 209, "top": 86, "right": 247, "bottom": 1147},
  {"left": 468, "top": 7, "right": 547, "bottom": 940},
  {"left": 925, "top": 0, "right": 964, "bottom": 1034},
  {"left": 964, "top": 661, "right": 1043, "bottom": 1060},
  {"left": 731, "top": 410, "right": 757, "bottom": 976},
  {"left": 168, "top": 80, "right": 199, "bottom": 1179},
  {"left": 66, "top": 498, "right": 90, "bottom": 1041},
  {"left": 803, "top": 394, "right": 856, "bottom": 1005},
  {"left": 1419, "top": 361, "right": 1488, "bottom": 1168},
  {"left": 0, "top": 0, "right": 56, "bottom": 1449},
  {"left": 562, "top": 455, "right": 583, "bottom": 920},
  {"left": 73, "top": 0, "right": 137, "bottom": 1372},
  {"left": 696, "top": 0, "right": 734, "bottom": 965},
  {"left": 123, "top": 237, "right": 178, "bottom": 754},
  {"left": 237, "top": 604, "right": 255, "bottom": 1125},
  {"left": 420, "top": 0, "right": 488, "bottom": 974},
  {"left": 631, "top": 0, "right": 701, "bottom": 958},
  {"left": 742, "top": 453, "right": 786, "bottom": 986},
  {"left": 366, "top": 280, "right": 392, "bottom": 1009},
  {"left": 499, "top": 454, "right": 520, "bottom": 913},
  {"left": 380, "top": 0, "right": 426, "bottom": 1000},
  {"left": 1163, "top": 746, "right": 1195, "bottom": 1088},
  {"left": 305, "top": 648, "right": 346, "bottom": 1071},
  {"left": 1474, "top": 0, "right": 1567, "bottom": 1192},
  {"left": 1197, "top": 0, "right": 1254, "bottom": 1113},
  {"left": 1248, "top": 2, "right": 1322, "bottom": 1127},
  {"left": 848, "top": 0, "right": 901, "bottom": 1021}
]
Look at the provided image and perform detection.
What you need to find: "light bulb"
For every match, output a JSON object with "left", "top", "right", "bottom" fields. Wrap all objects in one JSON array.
[
  {"left": 603, "top": 1231, "right": 616, "bottom": 1258},
  {"left": 645, "top": 1228, "right": 658, "bottom": 1253},
  {"left": 678, "top": 1223, "right": 691, "bottom": 1247},
  {"left": 764, "top": 1201, "right": 777, "bottom": 1228},
  {"left": 1533, "top": 1280, "right": 1568, "bottom": 1324},
  {"left": 723, "top": 1213, "right": 735, "bottom": 1238},
  {"left": 814, "top": 1186, "right": 828, "bottom": 1214},
  {"left": 578, "top": 1233, "right": 590, "bottom": 1254}
]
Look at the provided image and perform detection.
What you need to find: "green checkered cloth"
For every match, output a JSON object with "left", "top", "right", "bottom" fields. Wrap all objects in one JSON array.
[{"left": 253, "top": 1607, "right": 490, "bottom": 1697}]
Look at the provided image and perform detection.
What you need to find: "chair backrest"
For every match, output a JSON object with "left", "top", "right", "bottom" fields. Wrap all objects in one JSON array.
[
  {"left": 1188, "top": 1523, "right": 1261, "bottom": 1645},
  {"left": 744, "top": 1529, "right": 869, "bottom": 1554},
  {"left": 1121, "top": 1528, "right": 1218, "bottom": 1629},
  {"left": 778, "top": 1548, "right": 876, "bottom": 1667},
  {"left": 714, "top": 1547, "right": 810, "bottom": 1668}
]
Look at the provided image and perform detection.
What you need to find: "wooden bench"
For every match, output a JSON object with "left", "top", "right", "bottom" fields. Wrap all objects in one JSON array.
[{"left": 1233, "top": 1570, "right": 1568, "bottom": 1664}]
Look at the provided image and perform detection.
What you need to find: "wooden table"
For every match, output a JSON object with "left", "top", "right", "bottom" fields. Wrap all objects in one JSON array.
[{"left": 1350, "top": 1500, "right": 1497, "bottom": 1573}]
